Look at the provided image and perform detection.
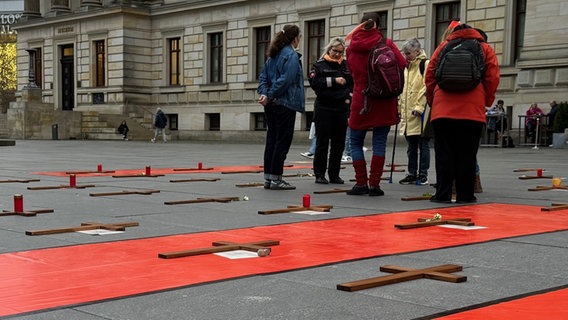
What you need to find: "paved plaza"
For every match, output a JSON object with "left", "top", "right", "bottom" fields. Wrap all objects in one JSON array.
[{"left": 0, "top": 139, "right": 566, "bottom": 320}]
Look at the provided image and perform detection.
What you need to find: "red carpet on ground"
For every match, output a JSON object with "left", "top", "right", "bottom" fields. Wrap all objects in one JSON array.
[
  {"left": 436, "top": 288, "right": 568, "bottom": 320},
  {"left": 33, "top": 164, "right": 312, "bottom": 177},
  {"left": 0, "top": 203, "right": 567, "bottom": 316}
]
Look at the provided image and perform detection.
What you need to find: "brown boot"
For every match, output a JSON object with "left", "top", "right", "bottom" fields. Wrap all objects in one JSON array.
[{"left": 474, "top": 175, "right": 483, "bottom": 193}]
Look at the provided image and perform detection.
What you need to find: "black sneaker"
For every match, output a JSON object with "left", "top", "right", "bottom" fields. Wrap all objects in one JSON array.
[
  {"left": 429, "top": 195, "right": 452, "bottom": 204},
  {"left": 270, "top": 180, "right": 296, "bottom": 190},
  {"left": 417, "top": 175, "right": 429, "bottom": 185},
  {"left": 264, "top": 180, "right": 271, "bottom": 189},
  {"left": 369, "top": 187, "right": 384, "bottom": 196},
  {"left": 399, "top": 175, "right": 418, "bottom": 185},
  {"left": 346, "top": 185, "right": 369, "bottom": 195},
  {"left": 329, "top": 177, "right": 344, "bottom": 184},
  {"left": 315, "top": 176, "right": 329, "bottom": 184}
]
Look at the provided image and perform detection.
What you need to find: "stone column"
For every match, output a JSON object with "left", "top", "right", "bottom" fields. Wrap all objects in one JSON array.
[
  {"left": 24, "top": 49, "right": 38, "bottom": 89},
  {"left": 23, "top": 0, "right": 41, "bottom": 19},
  {"left": 81, "top": 0, "right": 102, "bottom": 7},
  {"left": 51, "top": 0, "right": 71, "bottom": 12}
]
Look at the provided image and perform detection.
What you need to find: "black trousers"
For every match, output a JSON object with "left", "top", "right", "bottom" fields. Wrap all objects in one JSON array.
[
  {"left": 432, "top": 119, "right": 483, "bottom": 201},
  {"left": 313, "top": 108, "right": 348, "bottom": 179},
  {"left": 263, "top": 103, "right": 297, "bottom": 179}
]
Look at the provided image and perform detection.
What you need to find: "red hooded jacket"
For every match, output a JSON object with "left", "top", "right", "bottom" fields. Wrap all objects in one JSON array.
[
  {"left": 425, "top": 28, "right": 500, "bottom": 124},
  {"left": 346, "top": 28, "right": 406, "bottom": 130}
]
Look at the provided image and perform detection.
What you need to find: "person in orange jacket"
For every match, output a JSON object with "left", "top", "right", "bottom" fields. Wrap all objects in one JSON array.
[{"left": 425, "top": 24, "right": 500, "bottom": 203}]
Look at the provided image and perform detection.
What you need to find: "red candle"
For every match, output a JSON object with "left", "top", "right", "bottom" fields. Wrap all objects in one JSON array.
[
  {"left": 97, "top": 164, "right": 102, "bottom": 172},
  {"left": 537, "top": 168, "right": 543, "bottom": 177},
  {"left": 14, "top": 194, "right": 23, "bottom": 212},
  {"left": 198, "top": 162, "right": 203, "bottom": 169},
  {"left": 69, "top": 174, "right": 77, "bottom": 187},
  {"left": 303, "top": 194, "right": 311, "bottom": 208},
  {"left": 145, "top": 166, "right": 151, "bottom": 176}
]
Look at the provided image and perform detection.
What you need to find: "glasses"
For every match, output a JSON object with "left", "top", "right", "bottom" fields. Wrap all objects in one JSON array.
[{"left": 330, "top": 48, "right": 344, "bottom": 55}]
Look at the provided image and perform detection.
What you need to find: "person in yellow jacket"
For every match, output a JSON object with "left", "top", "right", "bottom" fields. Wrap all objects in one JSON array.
[{"left": 398, "top": 38, "right": 431, "bottom": 185}]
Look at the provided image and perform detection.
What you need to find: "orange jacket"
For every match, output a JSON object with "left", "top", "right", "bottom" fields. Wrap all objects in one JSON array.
[{"left": 425, "top": 28, "right": 500, "bottom": 124}]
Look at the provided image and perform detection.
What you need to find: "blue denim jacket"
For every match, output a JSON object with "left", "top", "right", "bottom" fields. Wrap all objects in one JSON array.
[{"left": 257, "top": 45, "right": 305, "bottom": 113}]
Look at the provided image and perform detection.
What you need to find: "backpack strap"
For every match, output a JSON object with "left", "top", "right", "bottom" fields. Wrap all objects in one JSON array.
[{"left": 419, "top": 59, "right": 427, "bottom": 77}]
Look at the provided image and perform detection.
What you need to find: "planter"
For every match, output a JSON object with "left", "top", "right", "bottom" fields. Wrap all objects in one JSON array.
[{"left": 551, "top": 132, "right": 566, "bottom": 148}]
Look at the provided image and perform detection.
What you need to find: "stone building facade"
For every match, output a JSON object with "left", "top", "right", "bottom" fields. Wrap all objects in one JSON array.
[{"left": 11, "top": 0, "right": 568, "bottom": 141}]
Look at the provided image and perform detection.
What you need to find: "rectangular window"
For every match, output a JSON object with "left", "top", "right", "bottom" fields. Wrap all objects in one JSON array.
[
  {"left": 207, "top": 113, "right": 220, "bottom": 131},
  {"left": 514, "top": 0, "right": 526, "bottom": 61},
  {"left": 377, "top": 11, "right": 388, "bottom": 36},
  {"left": 306, "top": 20, "right": 325, "bottom": 76},
  {"left": 253, "top": 112, "right": 266, "bottom": 131},
  {"left": 209, "top": 33, "right": 223, "bottom": 83},
  {"left": 254, "top": 26, "right": 271, "bottom": 80},
  {"left": 33, "top": 47, "right": 42, "bottom": 88},
  {"left": 168, "top": 114, "right": 178, "bottom": 130},
  {"left": 434, "top": 2, "right": 461, "bottom": 47},
  {"left": 168, "top": 37, "right": 181, "bottom": 85},
  {"left": 94, "top": 40, "right": 105, "bottom": 87}
]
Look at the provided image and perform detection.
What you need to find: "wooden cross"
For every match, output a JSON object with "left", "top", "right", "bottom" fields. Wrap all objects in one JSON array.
[
  {"left": 1, "top": 208, "right": 53, "bottom": 217},
  {"left": 258, "top": 204, "right": 333, "bottom": 215},
  {"left": 541, "top": 203, "right": 568, "bottom": 212},
  {"left": 89, "top": 190, "right": 160, "bottom": 197},
  {"left": 0, "top": 179, "right": 40, "bottom": 183},
  {"left": 313, "top": 188, "right": 351, "bottom": 194},
  {"left": 26, "top": 221, "right": 139, "bottom": 236},
  {"left": 401, "top": 194, "right": 433, "bottom": 201},
  {"left": 235, "top": 182, "right": 265, "bottom": 188},
  {"left": 221, "top": 169, "right": 263, "bottom": 174},
  {"left": 528, "top": 185, "right": 568, "bottom": 191},
  {"left": 513, "top": 168, "right": 546, "bottom": 172},
  {"left": 337, "top": 264, "right": 467, "bottom": 292},
  {"left": 158, "top": 239, "right": 280, "bottom": 259},
  {"left": 164, "top": 196, "right": 239, "bottom": 205},
  {"left": 27, "top": 184, "right": 96, "bottom": 190},
  {"left": 170, "top": 178, "right": 220, "bottom": 183},
  {"left": 518, "top": 174, "right": 553, "bottom": 180},
  {"left": 395, "top": 217, "right": 474, "bottom": 229}
]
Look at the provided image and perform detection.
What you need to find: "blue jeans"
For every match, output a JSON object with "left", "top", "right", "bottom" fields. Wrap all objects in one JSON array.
[
  {"left": 405, "top": 135, "right": 430, "bottom": 177},
  {"left": 350, "top": 126, "right": 390, "bottom": 161},
  {"left": 309, "top": 137, "right": 316, "bottom": 154},
  {"left": 344, "top": 127, "right": 351, "bottom": 156}
]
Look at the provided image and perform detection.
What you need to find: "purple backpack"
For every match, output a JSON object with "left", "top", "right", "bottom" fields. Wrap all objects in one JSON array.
[{"left": 361, "top": 38, "right": 404, "bottom": 114}]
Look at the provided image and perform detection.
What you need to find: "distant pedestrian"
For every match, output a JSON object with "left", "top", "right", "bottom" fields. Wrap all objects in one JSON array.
[
  {"left": 151, "top": 108, "right": 168, "bottom": 143},
  {"left": 257, "top": 24, "right": 305, "bottom": 190},
  {"left": 117, "top": 120, "right": 129, "bottom": 140}
]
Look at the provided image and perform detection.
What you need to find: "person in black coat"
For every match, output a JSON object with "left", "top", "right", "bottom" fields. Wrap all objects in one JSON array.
[
  {"left": 118, "top": 120, "right": 129, "bottom": 140},
  {"left": 308, "top": 37, "right": 353, "bottom": 184}
]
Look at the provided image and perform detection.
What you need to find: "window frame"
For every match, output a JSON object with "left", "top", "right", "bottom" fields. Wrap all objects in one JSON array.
[
  {"left": 93, "top": 39, "right": 106, "bottom": 87},
  {"left": 168, "top": 37, "right": 181, "bottom": 86}
]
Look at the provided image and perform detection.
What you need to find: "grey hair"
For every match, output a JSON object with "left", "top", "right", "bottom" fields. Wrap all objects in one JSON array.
[
  {"left": 402, "top": 38, "right": 422, "bottom": 53},
  {"left": 321, "top": 37, "right": 345, "bottom": 59}
]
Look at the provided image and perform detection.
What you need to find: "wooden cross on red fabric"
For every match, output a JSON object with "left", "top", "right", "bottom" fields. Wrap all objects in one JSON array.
[{"left": 158, "top": 240, "right": 280, "bottom": 259}]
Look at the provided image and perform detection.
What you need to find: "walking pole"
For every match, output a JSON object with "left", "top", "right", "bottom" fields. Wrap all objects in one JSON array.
[
  {"left": 389, "top": 121, "right": 399, "bottom": 183},
  {"left": 532, "top": 116, "right": 540, "bottom": 150}
]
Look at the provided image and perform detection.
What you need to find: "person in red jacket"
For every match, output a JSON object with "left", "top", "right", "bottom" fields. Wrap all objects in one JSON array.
[
  {"left": 425, "top": 24, "right": 500, "bottom": 203},
  {"left": 344, "top": 12, "right": 406, "bottom": 196}
]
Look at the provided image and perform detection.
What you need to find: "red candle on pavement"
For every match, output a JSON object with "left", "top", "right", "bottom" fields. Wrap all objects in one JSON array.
[
  {"left": 69, "top": 174, "right": 76, "bottom": 187},
  {"left": 97, "top": 164, "right": 102, "bottom": 172},
  {"left": 198, "top": 162, "right": 203, "bottom": 169},
  {"left": 14, "top": 194, "right": 23, "bottom": 212},
  {"left": 303, "top": 194, "right": 311, "bottom": 207},
  {"left": 537, "top": 168, "right": 543, "bottom": 177},
  {"left": 145, "top": 166, "right": 151, "bottom": 176}
]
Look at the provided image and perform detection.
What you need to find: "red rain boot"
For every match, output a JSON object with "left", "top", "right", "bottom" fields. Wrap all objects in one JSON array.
[
  {"left": 369, "top": 155, "right": 385, "bottom": 196},
  {"left": 347, "top": 159, "right": 369, "bottom": 195}
]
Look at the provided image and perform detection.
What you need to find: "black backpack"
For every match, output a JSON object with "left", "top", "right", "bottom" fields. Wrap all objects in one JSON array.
[
  {"left": 434, "top": 38, "right": 485, "bottom": 92},
  {"left": 361, "top": 37, "right": 404, "bottom": 114}
]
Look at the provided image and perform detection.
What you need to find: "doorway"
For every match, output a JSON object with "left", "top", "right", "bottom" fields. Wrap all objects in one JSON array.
[{"left": 60, "top": 44, "right": 74, "bottom": 110}]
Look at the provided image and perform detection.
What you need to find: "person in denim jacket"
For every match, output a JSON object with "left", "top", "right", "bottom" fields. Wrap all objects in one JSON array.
[{"left": 257, "top": 24, "right": 305, "bottom": 190}]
